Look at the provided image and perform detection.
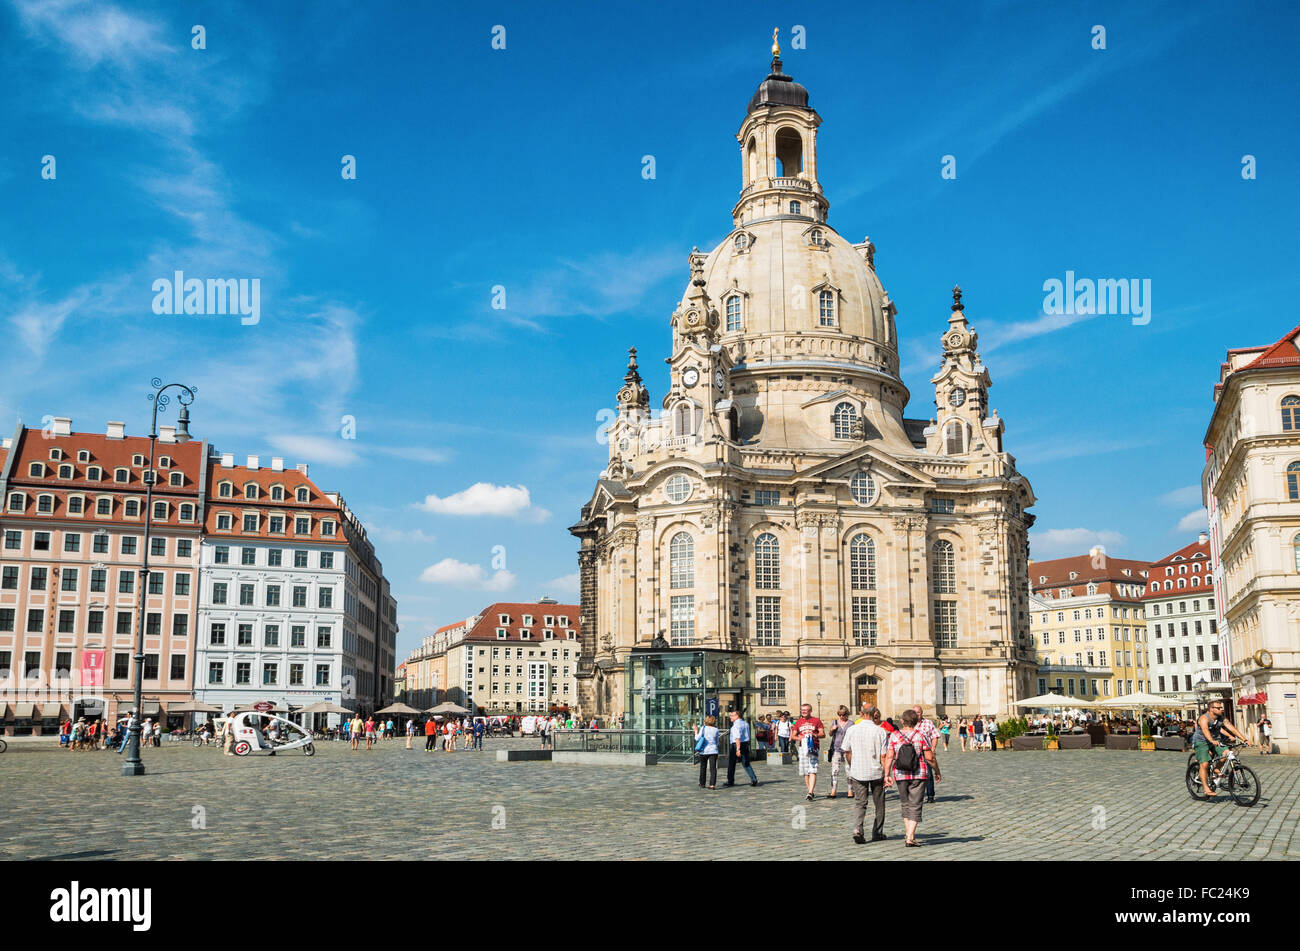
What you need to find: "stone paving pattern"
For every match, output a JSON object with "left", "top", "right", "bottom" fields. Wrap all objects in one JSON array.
[{"left": 2, "top": 738, "right": 1298, "bottom": 861}]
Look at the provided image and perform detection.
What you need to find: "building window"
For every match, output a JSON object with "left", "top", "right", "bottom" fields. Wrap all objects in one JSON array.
[
  {"left": 725, "top": 294, "right": 742, "bottom": 332},
  {"left": 851, "top": 596, "right": 877, "bottom": 646},
  {"left": 942, "top": 675, "right": 967, "bottom": 705},
  {"left": 670, "top": 595, "right": 695, "bottom": 645},
  {"left": 760, "top": 674, "right": 786, "bottom": 705},
  {"left": 754, "top": 596, "right": 781, "bottom": 646},
  {"left": 944, "top": 420, "right": 966, "bottom": 454},
  {"left": 931, "top": 540, "right": 956, "bottom": 593},
  {"left": 754, "top": 533, "right": 780, "bottom": 588},
  {"left": 1294, "top": 533, "right": 1300, "bottom": 572},
  {"left": 669, "top": 531, "right": 694, "bottom": 589},
  {"left": 297, "top": 487, "right": 310, "bottom": 503},
  {"left": 818, "top": 289, "right": 836, "bottom": 326},
  {"left": 208, "top": 662, "right": 224, "bottom": 684},
  {"left": 789, "top": 200, "right": 801, "bottom": 215},
  {"left": 833, "top": 401, "right": 857, "bottom": 439},
  {"left": 1288, "top": 461, "right": 1300, "bottom": 501},
  {"left": 294, "top": 550, "right": 309, "bottom": 568},
  {"left": 934, "top": 600, "right": 958, "bottom": 648},
  {"left": 1283, "top": 395, "right": 1300, "bottom": 431},
  {"left": 849, "top": 533, "right": 876, "bottom": 589}
]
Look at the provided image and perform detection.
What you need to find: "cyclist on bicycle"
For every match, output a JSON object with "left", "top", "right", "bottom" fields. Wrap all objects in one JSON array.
[{"left": 1193, "top": 700, "right": 1249, "bottom": 798}]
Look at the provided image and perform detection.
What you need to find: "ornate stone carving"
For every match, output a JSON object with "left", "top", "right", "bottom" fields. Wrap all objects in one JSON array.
[
  {"left": 636, "top": 514, "right": 655, "bottom": 532},
  {"left": 700, "top": 503, "right": 721, "bottom": 529}
]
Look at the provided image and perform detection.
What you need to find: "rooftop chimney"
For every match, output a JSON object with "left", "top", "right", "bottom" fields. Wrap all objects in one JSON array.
[
  {"left": 51, "top": 417, "right": 71, "bottom": 436},
  {"left": 246, "top": 455, "right": 259, "bottom": 470},
  {"left": 271, "top": 457, "right": 284, "bottom": 472},
  {"left": 221, "top": 452, "right": 235, "bottom": 468},
  {"left": 158, "top": 425, "right": 176, "bottom": 443},
  {"left": 106, "top": 421, "right": 125, "bottom": 440},
  {"left": 296, "top": 463, "right": 309, "bottom": 476},
  {"left": 1, "top": 438, "right": 11, "bottom": 450},
  {"left": 1198, "top": 531, "right": 1209, "bottom": 545}
]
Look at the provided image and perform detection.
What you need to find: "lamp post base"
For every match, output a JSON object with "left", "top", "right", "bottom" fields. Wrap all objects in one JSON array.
[{"left": 120, "top": 761, "right": 146, "bottom": 776}]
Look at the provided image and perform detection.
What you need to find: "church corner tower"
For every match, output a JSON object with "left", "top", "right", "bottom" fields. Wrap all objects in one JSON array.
[{"left": 571, "top": 37, "right": 1038, "bottom": 729}]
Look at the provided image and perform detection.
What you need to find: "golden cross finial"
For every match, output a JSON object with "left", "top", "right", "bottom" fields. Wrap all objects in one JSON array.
[{"left": 771, "top": 28, "right": 780, "bottom": 58}]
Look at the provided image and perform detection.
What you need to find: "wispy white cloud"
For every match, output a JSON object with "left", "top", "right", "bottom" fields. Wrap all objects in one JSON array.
[
  {"left": 1175, "top": 509, "right": 1209, "bottom": 534},
  {"left": 1031, "top": 528, "right": 1126, "bottom": 560},
  {"left": 417, "top": 483, "right": 550, "bottom": 522},
  {"left": 366, "top": 525, "right": 437, "bottom": 545},
  {"left": 1160, "top": 485, "right": 1202, "bottom": 507},
  {"left": 419, "top": 558, "right": 515, "bottom": 591},
  {"left": 542, "top": 572, "right": 580, "bottom": 597}
]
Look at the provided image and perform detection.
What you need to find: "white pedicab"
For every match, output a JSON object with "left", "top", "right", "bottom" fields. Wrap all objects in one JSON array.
[{"left": 228, "top": 711, "right": 316, "bottom": 757}]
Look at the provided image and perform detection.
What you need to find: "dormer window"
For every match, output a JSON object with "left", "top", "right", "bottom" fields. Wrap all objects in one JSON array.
[
  {"left": 158, "top": 456, "right": 171, "bottom": 468},
  {"left": 833, "top": 401, "right": 858, "bottom": 439},
  {"left": 496, "top": 629, "right": 508, "bottom": 639},
  {"left": 58, "top": 465, "right": 73, "bottom": 480},
  {"left": 29, "top": 462, "right": 45, "bottom": 477},
  {"left": 124, "top": 499, "right": 140, "bottom": 518},
  {"left": 219, "top": 482, "right": 234, "bottom": 498},
  {"left": 179, "top": 503, "right": 195, "bottom": 521},
  {"left": 818, "top": 289, "right": 836, "bottom": 326},
  {"left": 520, "top": 629, "right": 531, "bottom": 639},
  {"left": 169, "top": 472, "right": 183, "bottom": 487},
  {"left": 87, "top": 465, "right": 102, "bottom": 481},
  {"left": 77, "top": 450, "right": 90, "bottom": 463},
  {"left": 49, "top": 448, "right": 63, "bottom": 461},
  {"left": 523, "top": 615, "right": 533, "bottom": 626},
  {"left": 114, "top": 468, "right": 130, "bottom": 483},
  {"left": 244, "top": 483, "right": 259, "bottom": 499},
  {"left": 808, "top": 229, "right": 826, "bottom": 247},
  {"left": 1069, "top": 572, "right": 1078, "bottom": 580},
  {"left": 296, "top": 487, "right": 309, "bottom": 503},
  {"left": 37, "top": 493, "right": 54, "bottom": 513},
  {"left": 132, "top": 454, "right": 145, "bottom": 467},
  {"left": 734, "top": 233, "right": 749, "bottom": 251},
  {"left": 271, "top": 485, "right": 285, "bottom": 501},
  {"left": 725, "top": 294, "right": 743, "bottom": 332}
]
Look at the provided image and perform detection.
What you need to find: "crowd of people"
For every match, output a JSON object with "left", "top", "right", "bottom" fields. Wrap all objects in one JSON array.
[
  {"left": 59, "top": 715, "right": 161, "bottom": 752},
  {"left": 693, "top": 702, "right": 947, "bottom": 848}
]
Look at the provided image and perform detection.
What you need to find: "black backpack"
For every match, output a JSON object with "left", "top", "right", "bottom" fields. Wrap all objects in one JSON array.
[{"left": 894, "top": 731, "right": 920, "bottom": 772}]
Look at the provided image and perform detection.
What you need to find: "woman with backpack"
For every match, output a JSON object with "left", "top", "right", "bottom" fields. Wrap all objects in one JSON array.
[
  {"left": 882, "top": 709, "right": 940, "bottom": 847},
  {"left": 694, "top": 715, "right": 720, "bottom": 789}
]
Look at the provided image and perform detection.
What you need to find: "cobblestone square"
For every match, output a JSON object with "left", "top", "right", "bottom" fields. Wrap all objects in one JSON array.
[{"left": 2, "top": 738, "right": 1299, "bottom": 861}]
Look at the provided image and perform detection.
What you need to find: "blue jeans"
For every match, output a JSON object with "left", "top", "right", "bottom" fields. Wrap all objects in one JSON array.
[{"left": 727, "top": 742, "right": 758, "bottom": 785}]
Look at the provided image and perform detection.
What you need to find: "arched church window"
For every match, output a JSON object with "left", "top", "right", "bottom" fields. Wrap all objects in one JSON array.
[
  {"left": 760, "top": 675, "right": 786, "bottom": 705},
  {"left": 931, "top": 539, "right": 956, "bottom": 594},
  {"left": 1293, "top": 533, "right": 1300, "bottom": 572},
  {"left": 669, "top": 532, "right": 694, "bottom": 589},
  {"left": 790, "top": 200, "right": 801, "bottom": 215},
  {"left": 942, "top": 675, "right": 967, "bottom": 705},
  {"left": 747, "top": 137, "right": 758, "bottom": 183},
  {"left": 832, "top": 401, "right": 857, "bottom": 438},
  {"left": 755, "top": 533, "right": 780, "bottom": 588},
  {"left": 774, "top": 127, "right": 802, "bottom": 176},
  {"left": 818, "top": 290, "right": 836, "bottom": 326},
  {"left": 673, "top": 401, "right": 701, "bottom": 438},
  {"left": 1288, "top": 461, "right": 1300, "bottom": 501},
  {"left": 850, "top": 534, "right": 876, "bottom": 589},
  {"left": 726, "top": 295, "right": 743, "bottom": 332},
  {"left": 1283, "top": 395, "right": 1300, "bottom": 431},
  {"left": 944, "top": 420, "right": 966, "bottom": 454}
]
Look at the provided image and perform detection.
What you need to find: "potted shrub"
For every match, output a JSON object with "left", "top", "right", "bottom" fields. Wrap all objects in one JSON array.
[
  {"left": 1139, "top": 718, "right": 1155, "bottom": 751},
  {"left": 1043, "top": 721, "right": 1059, "bottom": 750}
]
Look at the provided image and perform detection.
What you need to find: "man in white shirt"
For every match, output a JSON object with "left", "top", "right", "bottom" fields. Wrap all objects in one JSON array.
[{"left": 842, "top": 702, "right": 890, "bottom": 844}]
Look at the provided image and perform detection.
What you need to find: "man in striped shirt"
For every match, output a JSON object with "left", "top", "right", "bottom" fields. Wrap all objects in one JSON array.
[{"left": 913, "top": 705, "right": 940, "bottom": 804}]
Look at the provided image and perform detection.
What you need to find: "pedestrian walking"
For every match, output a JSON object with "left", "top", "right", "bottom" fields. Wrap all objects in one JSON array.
[
  {"left": 424, "top": 718, "right": 437, "bottom": 751},
  {"left": 776, "top": 711, "right": 792, "bottom": 753},
  {"left": 971, "top": 715, "right": 984, "bottom": 752},
  {"left": 939, "top": 716, "right": 951, "bottom": 751},
  {"left": 827, "top": 706, "right": 853, "bottom": 799},
  {"left": 958, "top": 718, "right": 968, "bottom": 751},
  {"left": 843, "top": 702, "right": 890, "bottom": 844},
  {"left": 222, "top": 714, "right": 236, "bottom": 755},
  {"left": 1259, "top": 714, "right": 1273, "bottom": 754},
  {"left": 912, "top": 705, "right": 940, "bottom": 804},
  {"left": 882, "top": 709, "right": 940, "bottom": 847},
  {"left": 793, "top": 703, "right": 825, "bottom": 801},
  {"left": 694, "top": 716, "right": 720, "bottom": 789},
  {"left": 724, "top": 710, "right": 759, "bottom": 787},
  {"left": 349, "top": 714, "right": 363, "bottom": 750},
  {"left": 405, "top": 719, "right": 414, "bottom": 749}
]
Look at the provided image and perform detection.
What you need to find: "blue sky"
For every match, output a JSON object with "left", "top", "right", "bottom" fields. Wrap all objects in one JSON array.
[{"left": 3, "top": 1, "right": 1298, "bottom": 658}]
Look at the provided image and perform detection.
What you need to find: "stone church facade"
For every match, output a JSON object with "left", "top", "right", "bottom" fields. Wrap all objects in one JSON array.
[{"left": 570, "top": 48, "right": 1038, "bottom": 722}]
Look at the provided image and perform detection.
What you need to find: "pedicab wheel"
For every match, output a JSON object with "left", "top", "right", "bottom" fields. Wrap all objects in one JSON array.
[
  {"left": 192, "top": 736, "right": 206, "bottom": 748},
  {"left": 233, "top": 741, "right": 252, "bottom": 756},
  {"left": 1228, "top": 764, "right": 1261, "bottom": 807},
  {"left": 1185, "top": 760, "right": 1207, "bottom": 801},
  {"left": 0, "top": 737, "right": 7, "bottom": 753},
  {"left": 302, "top": 742, "right": 315, "bottom": 756}
]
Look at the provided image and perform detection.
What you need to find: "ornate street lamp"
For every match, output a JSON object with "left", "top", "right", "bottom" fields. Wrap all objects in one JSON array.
[{"left": 121, "top": 379, "right": 196, "bottom": 777}]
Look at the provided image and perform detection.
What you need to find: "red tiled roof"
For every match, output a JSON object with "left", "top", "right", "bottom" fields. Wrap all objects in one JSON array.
[
  {"left": 6, "top": 429, "right": 205, "bottom": 495},
  {"left": 1237, "top": 323, "right": 1300, "bottom": 372},
  {"left": 464, "top": 602, "right": 581, "bottom": 642},
  {"left": 1029, "top": 554, "right": 1150, "bottom": 597},
  {"left": 203, "top": 461, "right": 344, "bottom": 544},
  {"left": 1141, "top": 538, "right": 1213, "bottom": 598}
]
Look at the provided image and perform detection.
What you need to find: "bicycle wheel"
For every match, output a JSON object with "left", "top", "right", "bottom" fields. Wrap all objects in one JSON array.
[
  {"left": 1227, "top": 764, "right": 1261, "bottom": 807},
  {"left": 0, "top": 738, "right": 7, "bottom": 753},
  {"left": 302, "top": 742, "right": 315, "bottom": 756},
  {"left": 1185, "top": 760, "right": 1207, "bottom": 801},
  {"left": 192, "top": 736, "right": 205, "bottom": 748}
]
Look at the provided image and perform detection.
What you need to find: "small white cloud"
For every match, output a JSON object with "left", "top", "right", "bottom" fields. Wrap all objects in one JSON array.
[
  {"left": 1160, "top": 485, "right": 1202, "bottom": 507},
  {"left": 1176, "top": 509, "right": 1209, "bottom": 534},
  {"left": 1031, "top": 528, "right": 1126, "bottom": 560},
  {"left": 366, "top": 524, "right": 437, "bottom": 545},
  {"left": 543, "top": 572, "right": 580, "bottom": 596},
  {"left": 417, "top": 482, "right": 550, "bottom": 522},
  {"left": 419, "top": 558, "right": 515, "bottom": 592},
  {"left": 267, "top": 434, "right": 359, "bottom": 468}
]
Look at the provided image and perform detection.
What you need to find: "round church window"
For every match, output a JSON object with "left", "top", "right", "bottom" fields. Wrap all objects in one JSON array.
[
  {"left": 665, "top": 474, "right": 693, "bottom": 503},
  {"left": 850, "top": 472, "right": 876, "bottom": 506}
]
